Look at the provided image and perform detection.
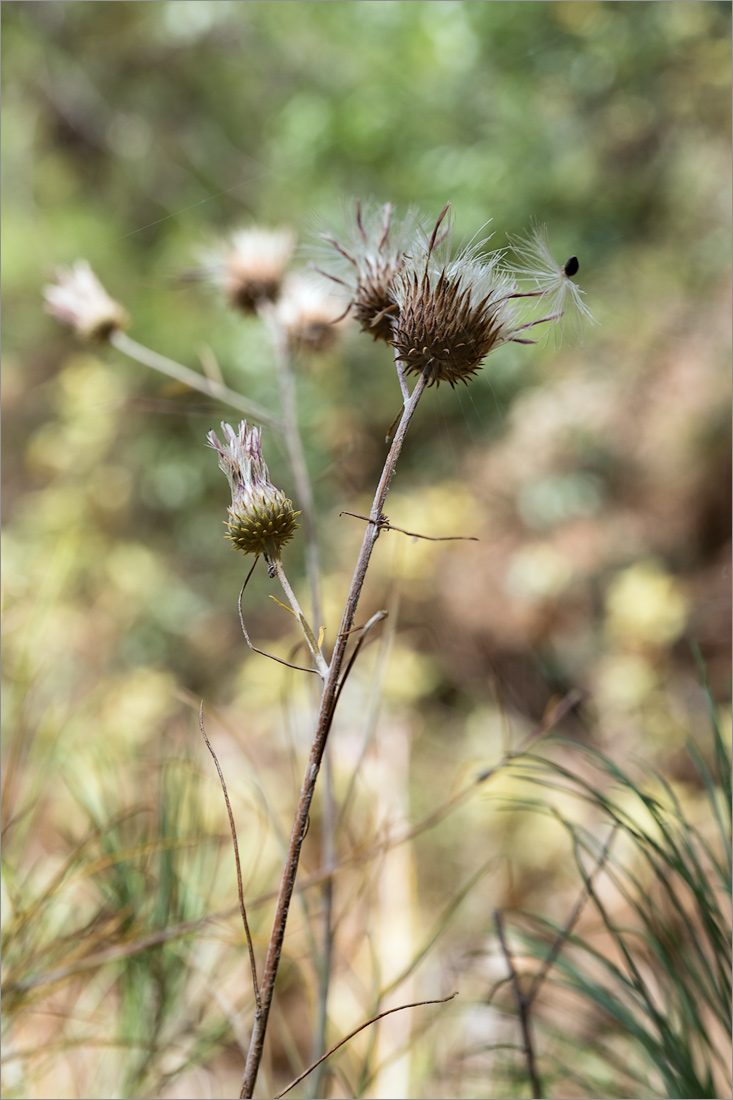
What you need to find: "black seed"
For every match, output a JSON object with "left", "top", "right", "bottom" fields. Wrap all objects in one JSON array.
[{"left": 563, "top": 256, "right": 579, "bottom": 277}]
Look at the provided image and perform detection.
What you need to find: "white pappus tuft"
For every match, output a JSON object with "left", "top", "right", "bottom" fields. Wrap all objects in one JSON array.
[{"left": 507, "top": 220, "right": 597, "bottom": 344}]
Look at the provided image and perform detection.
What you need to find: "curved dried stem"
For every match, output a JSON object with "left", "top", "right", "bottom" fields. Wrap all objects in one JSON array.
[
  {"left": 238, "top": 567, "right": 320, "bottom": 677},
  {"left": 494, "top": 910, "right": 543, "bottom": 1100},
  {"left": 274, "top": 992, "right": 458, "bottom": 1098},
  {"left": 271, "top": 559, "right": 329, "bottom": 680},
  {"left": 332, "top": 609, "right": 388, "bottom": 709},
  {"left": 199, "top": 703, "right": 261, "bottom": 1014},
  {"left": 526, "top": 826, "right": 617, "bottom": 1007}
]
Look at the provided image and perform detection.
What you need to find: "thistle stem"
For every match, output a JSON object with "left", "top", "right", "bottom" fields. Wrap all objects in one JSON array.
[
  {"left": 396, "top": 359, "right": 410, "bottom": 403},
  {"left": 272, "top": 559, "right": 329, "bottom": 680},
  {"left": 259, "top": 306, "right": 323, "bottom": 627},
  {"left": 240, "top": 360, "right": 430, "bottom": 1099},
  {"left": 109, "top": 330, "right": 280, "bottom": 431}
]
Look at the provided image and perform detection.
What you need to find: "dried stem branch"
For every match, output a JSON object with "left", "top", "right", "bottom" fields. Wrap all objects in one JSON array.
[
  {"left": 274, "top": 992, "right": 458, "bottom": 1098},
  {"left": 331, "top": 609, "right": 389, "bottom": 709},
  {"left": 272, "top": 559, "right": 329, "bottom": 679},
  {"left": 259, "top": 305, "right": 322, "bottom": 626},
  {"left": 491, "top": 830, "right": 615, "bottom": 1100},
  {"left": 240, "top": 361, "right": 431, "bottom": 1099},
  {"left": 527, "top": 826, "right": 617, "bottom": 1006},
  {"left": 109, "top": 329, "right": 280, "bottom": 430},
  {"left": 494, "top": 909, "right": 543, "bottom": 1100},
  {"left": 199, "top": 704, "right": 261, "bottom": 1013},
  {"left": 340, "top": 510, "right": 479, "bottom": 542},
  {"left": 308, "top": 764, "right": 335, "bottom": 1100},
  {"left": 238, "top": 578, "right": 320, "bottom": 677}
]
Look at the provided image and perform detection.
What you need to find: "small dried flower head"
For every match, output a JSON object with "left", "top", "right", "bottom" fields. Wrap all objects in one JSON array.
[
  {"left": 199, "top": 227, "right": 296, "bottom": 313},
  {"left": 391, "top": 206, "right": 534, "bottom": 388},
  {"left": 275, "top": 274, "right": 346, "bottom": 355},
  {"left": 318, "top": 200, "right": 427, "bottom": 343},
  {"left": 207, "top": 420, "right": 299, "bottom": 559},
  {"left": 43, "top": 260, "right": 129, "bottom": 342},
  {"left": 507, "top": 221, "right": 596, "bottom": 343}
]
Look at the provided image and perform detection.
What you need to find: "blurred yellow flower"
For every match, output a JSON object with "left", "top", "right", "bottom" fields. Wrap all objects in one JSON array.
[
  {"left": 595, "top": 653, "right": 658, "bottom": 709},
  {"left": 505, "top": 543, "right": 574, "bottom": 603},
  {"left": 605, "top": 560, "right": 688, "bottom": 647},
  {"left": 382, "top": 643, "right": 438, "bottom": 705}
]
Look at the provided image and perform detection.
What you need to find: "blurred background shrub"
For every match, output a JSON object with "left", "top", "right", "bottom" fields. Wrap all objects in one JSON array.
[{"left": 2, "top": 3, "right": 730, "bottom": 1098}]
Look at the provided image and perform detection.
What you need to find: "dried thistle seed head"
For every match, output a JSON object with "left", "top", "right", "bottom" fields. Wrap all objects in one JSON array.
[
  {"left": 317, "top": 200, "right": 427, "bottom": 343},
  {"left": 43, "top": 260, "right": 129, "bottom": 342},
  {"left": 390, "top": 209, "right": 523, "bottom": 387},
  {"left": 507, "top": 220, "right": 596, "bottom": 343},
  {"left": 207, "top": 420, "right": 299, "bottom": 559},
  {"left": 275, "top": 274, "right": 346, "bottom": 355},
  {"left": 198, "top": 227, "right": 296, "bottom": 313}
]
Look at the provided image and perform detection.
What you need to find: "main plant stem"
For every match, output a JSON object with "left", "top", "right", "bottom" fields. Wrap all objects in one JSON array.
[{"left": 240, "top": 364, "right": 430, "bottom": 1099}]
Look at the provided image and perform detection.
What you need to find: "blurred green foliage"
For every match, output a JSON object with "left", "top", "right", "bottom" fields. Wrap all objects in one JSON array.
[
  {"left": 4, "top": 0, "right": 730, "bottom": 683},
  {"left": 2, "top": 3, "right": 730, "bottom": 1098}
]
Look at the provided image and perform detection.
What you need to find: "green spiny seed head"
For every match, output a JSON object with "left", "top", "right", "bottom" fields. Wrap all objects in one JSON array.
[
  {"left": 207, "top": 420, "right": 299, "bottom": 560},
  {"left": 225, "top": 490, "right": 300, "bottom": 558}
]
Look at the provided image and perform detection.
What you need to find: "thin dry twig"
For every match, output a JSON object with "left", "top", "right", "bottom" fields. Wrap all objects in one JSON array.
[
  {"left": 274, "top": 992, "right": 459, "bottom": 1098},
  {"left": 474, "top": 690, "right": 585, "bottom": 784},
  {"left": 272, "top": 558, "right": 329, "bottom": 678},
  {"left": 494, "top": 909, "right": 543, "bottom": 1100},
  {"left": 199, "top": 703, "right": 261, "bottom": 1014},
  {"left": 340, "top": 510, "right": 479, "bottom": 542},
  {"left": 527, "top": 826, "right": 617, "bottom": 1006},
  {"left": 109, "top": 329, "right": 279, "bottom": 430},
  {"left": 258, "top": 303, "right": 323, "bottom": 627},
  {"left": 238, "top": 571, "right": 321, "bottom": 677},
  {"left": 385, "top": 405, "right": 404, "bottom": 445},
  {"left": 335, "top": 590, "right": 400, "bottom": 832},
  {"left": 333, "top": 609, "right": 389, "bottom": 706}
]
